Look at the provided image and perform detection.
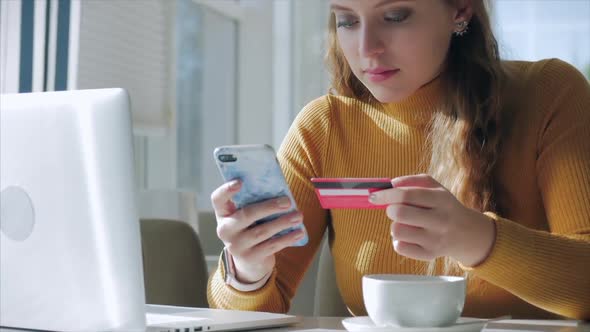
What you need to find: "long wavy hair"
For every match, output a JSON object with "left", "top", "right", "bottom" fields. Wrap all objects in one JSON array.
[{"left": 326, "top": 1, "right": 508, "bottom": 274}]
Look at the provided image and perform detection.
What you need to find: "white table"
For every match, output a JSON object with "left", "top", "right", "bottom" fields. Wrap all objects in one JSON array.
[
  {"left": 267, "top": 317, "right": 589, "bottom": 332},
  {"left": 1, "top": 317, "right": 587, "bottom": 332}
]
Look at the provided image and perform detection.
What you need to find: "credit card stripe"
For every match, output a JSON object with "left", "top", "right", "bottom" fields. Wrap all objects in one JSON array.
[
  {"left": 311, "top": 177, "right": 390, "bottom": 182},
  {"left": 313, "top": 182, "right": 393, "bottom": 189},
  {"left": 318, "top": 189, "right": 371, "bottom": 196}
]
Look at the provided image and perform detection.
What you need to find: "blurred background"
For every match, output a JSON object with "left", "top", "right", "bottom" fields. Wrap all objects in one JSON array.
[{"left": 1, "top": 0, "right": 589, "bottom": 316}]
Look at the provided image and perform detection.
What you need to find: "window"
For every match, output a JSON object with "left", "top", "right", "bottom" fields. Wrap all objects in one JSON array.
[
  {"left": 176, "top": 0, "right": 239, "bottom": 209},
  {"left": 174, "top": 0, "right": 330, "bottom": 210},
  {"left": 493, "top": 0, "right": 590, "bottom": 78}
]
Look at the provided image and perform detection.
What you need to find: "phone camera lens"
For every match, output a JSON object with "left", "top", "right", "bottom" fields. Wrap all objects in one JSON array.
[{"left": 218, "top": 154, "right": 237, "bottom": 162}]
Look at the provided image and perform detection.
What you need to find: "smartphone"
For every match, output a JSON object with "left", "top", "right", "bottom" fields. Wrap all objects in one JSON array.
[
  {"left": 311, "top": 177, "right": 392, "bottom": 209},
  {"left": 213, "top": 144, "right": 308, "bottom": 246}
]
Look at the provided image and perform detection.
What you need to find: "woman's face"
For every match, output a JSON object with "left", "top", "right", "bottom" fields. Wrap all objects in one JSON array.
[{"left": 330, "top": 0, "right": 466, "bottom": 103}]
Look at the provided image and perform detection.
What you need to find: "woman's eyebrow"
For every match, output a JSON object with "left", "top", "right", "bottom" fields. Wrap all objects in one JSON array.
[
  {"left": 329, "top": 4, "right": 353, "bottom": 12},
  {"left": 330, "top": 0, "right": 410, "bottom": 12},
  {"left": 375, "top": 0, "right": 412, "bottom": 7}
]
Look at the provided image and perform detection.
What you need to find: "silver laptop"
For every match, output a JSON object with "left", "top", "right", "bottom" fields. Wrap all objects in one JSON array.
[{"left": 0, "top": 89, "right": 300, "bottom": 332}]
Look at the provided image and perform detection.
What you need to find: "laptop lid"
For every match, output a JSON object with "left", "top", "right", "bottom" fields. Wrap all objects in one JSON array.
[
  {"left": 0, "top": 89, "right": 146, "bottom": 332},
  {"left": 0, "top": 88, "right": 300, "bottom": 332}
]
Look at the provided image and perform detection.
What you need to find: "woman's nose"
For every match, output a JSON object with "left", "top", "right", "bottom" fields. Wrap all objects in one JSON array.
[{"left": 359, "top": 25, "right": 385, "bottom": 57}]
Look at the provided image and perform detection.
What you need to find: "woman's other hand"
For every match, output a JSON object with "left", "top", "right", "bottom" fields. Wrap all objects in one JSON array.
[
  {"left": 211, "top": 180, "right": 306, "bottom": 283},
  {"left": 369, "top": 174, "right": 496, "bottom": 267}
]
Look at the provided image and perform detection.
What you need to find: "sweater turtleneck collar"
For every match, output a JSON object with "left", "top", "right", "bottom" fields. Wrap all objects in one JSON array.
[{"left": 380, "top": 76, "right": 443, "bottom": 127}]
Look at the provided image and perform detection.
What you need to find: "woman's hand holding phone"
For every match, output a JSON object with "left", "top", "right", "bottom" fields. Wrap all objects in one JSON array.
[{"left": 210, "top": 180, "right": 306, "bottom": 283}]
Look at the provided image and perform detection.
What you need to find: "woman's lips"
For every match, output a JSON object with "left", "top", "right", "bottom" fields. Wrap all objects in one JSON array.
[{"left": 365, "top": 68, "right": 400, "bottom": 82}]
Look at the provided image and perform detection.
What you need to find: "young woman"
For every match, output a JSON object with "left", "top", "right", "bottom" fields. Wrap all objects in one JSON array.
[{"left": 207, "top": 0, "right": 590, "bottom": 319}]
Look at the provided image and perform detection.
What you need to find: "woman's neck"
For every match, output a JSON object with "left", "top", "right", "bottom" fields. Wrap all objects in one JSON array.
[{"left": 381, "top": 76, "right": 443, "bottom": 127}]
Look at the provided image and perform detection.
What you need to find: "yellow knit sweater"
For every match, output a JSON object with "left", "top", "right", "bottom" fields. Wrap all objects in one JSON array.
[{"left": 208, "top": 59, "right": 590, "bottom": 319}]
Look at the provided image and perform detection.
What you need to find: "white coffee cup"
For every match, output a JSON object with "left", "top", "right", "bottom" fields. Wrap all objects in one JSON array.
[{"left": 362, "top": 274, "right": 466, "bottom": 327}]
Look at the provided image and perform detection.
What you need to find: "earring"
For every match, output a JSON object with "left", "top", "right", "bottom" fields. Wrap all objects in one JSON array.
[{"left": 454, "top": 21, "right": 469, "bottom": 36}]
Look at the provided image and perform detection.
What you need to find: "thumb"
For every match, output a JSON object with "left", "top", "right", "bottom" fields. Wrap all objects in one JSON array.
[{"left": 391, "top": 174, "right": 441, "bottom": 188}]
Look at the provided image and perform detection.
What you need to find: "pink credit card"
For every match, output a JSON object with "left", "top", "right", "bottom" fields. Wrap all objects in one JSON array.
[{"left": 311, "top": 178, "right": 392, "bottom": 209}]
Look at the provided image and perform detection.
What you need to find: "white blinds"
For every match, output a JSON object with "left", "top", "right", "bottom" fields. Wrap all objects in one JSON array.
[
  {"left": 0, "top": 0, "right": 22, "bottom": 94},
  {"left": 75, "top": 0, "right": 174, "bottom": 134}
]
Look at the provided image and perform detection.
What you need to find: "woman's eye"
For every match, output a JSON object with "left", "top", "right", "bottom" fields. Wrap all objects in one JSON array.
[
  {"left": 336, "top": 16, "right": 359, "bottom": 28},
  {"left": 337, "top": 20, "right": 357, "bottom": 28},
  {"left": 384, "top": 10, "right": 411, "bottom": 23}
]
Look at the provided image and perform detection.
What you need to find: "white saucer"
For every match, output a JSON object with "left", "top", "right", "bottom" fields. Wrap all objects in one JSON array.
[{"left": 342, "top": 317, "right": 488, "bottom": 332}]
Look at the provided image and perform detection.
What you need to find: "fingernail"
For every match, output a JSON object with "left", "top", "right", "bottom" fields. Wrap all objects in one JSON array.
[
  {"left": 368, "top": 193, "right": 378, "bottom": 203},
  {"left": 294, "top": 230, "right": 305, "bottom": 240},
  {"left": 277, "top": 197, "right": 291, "bottom": 208},
  {"left": 290, "top": 213, "right": 302, "bottom": 223},
  {"left": 229, "top": 180, "right": 241, "bottom": 190},
  {"left": 390, "top": 178, "right": 399, "bottom": 187}
]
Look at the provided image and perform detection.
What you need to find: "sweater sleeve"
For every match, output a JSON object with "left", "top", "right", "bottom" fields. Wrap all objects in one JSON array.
[
  {"left": 461, "top": 59, "right": 590, "bottom": 319},
  {"left": 207, "top": 96, "right": 332, "bottom": 312}
]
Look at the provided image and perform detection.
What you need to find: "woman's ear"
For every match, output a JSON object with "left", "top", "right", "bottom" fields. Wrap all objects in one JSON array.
[{"left": 453, "top": 0, "right": 474, "bottom": 24}]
